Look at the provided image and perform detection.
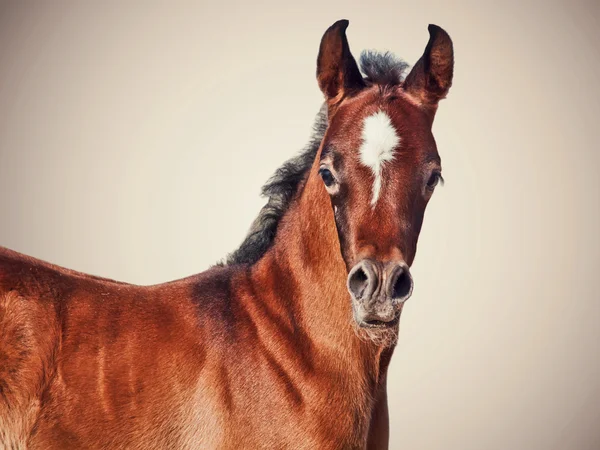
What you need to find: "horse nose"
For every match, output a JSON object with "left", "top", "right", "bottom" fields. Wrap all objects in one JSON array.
[
  {"left": 347, "top": 260, "right": 413, "bottom": 303},
  {"left": 388, "top": 262, "right": 413, "bottom": 303},
  {"left": 347, "top": 260, "right": 377, "bottom": 300}
]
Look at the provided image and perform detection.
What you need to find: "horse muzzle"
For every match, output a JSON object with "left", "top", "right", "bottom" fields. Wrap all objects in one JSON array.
[{"left": 347, "top": 259, "right": 413, "bottom": 328}]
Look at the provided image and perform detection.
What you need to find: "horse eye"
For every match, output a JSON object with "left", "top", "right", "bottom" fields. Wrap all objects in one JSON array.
[
  {"left": 426, "top": 172, "right": 442, "bottom": 190},
  {"left": 319, "top": 168, "right": 336, "bottom": 187}
]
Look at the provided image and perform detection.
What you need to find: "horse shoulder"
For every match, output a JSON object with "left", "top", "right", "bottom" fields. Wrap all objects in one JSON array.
[{"left": 0, "top": 248, "right": 63, "bottom": 448}]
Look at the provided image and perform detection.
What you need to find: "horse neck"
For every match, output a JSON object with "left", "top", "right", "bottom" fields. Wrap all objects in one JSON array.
[{"left": 250, "top": 156, "right": 383, "bottom": 377}]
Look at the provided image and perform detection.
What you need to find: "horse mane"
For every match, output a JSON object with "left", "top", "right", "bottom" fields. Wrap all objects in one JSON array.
[{"left": 223, "top": 51, "right": 408, "bottom": 266}]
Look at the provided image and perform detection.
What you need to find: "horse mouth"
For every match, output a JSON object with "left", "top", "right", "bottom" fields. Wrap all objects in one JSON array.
[{"left": 359, "top": 314, "right": 400, "bottom": 329}]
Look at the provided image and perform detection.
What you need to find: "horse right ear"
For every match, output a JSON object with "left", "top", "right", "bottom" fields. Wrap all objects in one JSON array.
[{"left": 316, "top": 20, "right": 365, "bottom": 107}]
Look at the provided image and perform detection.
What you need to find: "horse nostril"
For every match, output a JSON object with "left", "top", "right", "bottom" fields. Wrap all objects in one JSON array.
[
  {"left": 348, "top": 266, "right": 370, "bottom": 299},
  {"left": 391, "top": 266, "right": 413, "bottom": 302}
]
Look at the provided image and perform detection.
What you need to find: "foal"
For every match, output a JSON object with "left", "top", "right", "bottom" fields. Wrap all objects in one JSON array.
[{"left": 0, "top": 20, "right": 453, "bottom": 449}]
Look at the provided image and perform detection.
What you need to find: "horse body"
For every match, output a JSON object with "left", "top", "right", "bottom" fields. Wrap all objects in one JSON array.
[
  {"left": 0, "top": 174, "right": 387, "bottom": 449},
  {"left": 0, "top": 20, "right": 453, "bottom": 449}
]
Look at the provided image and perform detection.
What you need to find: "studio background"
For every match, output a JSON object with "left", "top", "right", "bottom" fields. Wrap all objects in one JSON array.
[{"left": 0, "top": 1, "right": 598, "bottom": 449}]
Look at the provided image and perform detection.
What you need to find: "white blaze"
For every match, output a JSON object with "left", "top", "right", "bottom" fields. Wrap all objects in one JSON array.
[{"left": 358, "top": 110, "right": 400, "bottom": 206}]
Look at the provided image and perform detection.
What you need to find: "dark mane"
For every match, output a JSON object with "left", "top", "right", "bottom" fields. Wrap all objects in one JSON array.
[
  {"left": 223, "top": 104, "right": 327, "bottom": 265},
  {"left": 224, "top": 51, "right": 408, "bottom": 266}
]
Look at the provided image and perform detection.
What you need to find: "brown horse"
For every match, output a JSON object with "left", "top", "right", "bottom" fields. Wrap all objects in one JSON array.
[{"left": 0, "top": 20, "right": 453, "bottom": 449}]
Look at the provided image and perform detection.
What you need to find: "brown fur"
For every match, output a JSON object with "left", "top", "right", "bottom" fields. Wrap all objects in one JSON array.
[{"left": 0, "top": 20, "right": 453, "bottom": 449}]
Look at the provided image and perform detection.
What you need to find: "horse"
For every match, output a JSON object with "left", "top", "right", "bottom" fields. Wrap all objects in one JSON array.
[{"left": 0, "top": 19, "right": 453, "bottom": 449}]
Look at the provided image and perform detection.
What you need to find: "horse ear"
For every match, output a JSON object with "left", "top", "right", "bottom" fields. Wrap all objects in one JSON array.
[
  {"left": 317, "top": 20, "right": 366, "bottom": 106},
  {"left": 403, "top": 24, "right": 454, "bottom": 107}
]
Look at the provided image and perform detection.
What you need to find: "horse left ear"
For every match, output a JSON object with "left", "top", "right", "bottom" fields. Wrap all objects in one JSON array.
[
  {"left": 403, "top": 24, "right": 454, "bottom": 108},
  {"left": 317, "top": 20, "right": 366, "bottom": 106}
]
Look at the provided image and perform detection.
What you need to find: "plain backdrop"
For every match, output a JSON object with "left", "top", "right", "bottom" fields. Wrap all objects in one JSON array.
[{"left": 0, "top": 1, "right": 599, "bottom": 449}]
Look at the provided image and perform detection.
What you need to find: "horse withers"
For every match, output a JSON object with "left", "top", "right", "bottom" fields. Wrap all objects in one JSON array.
[{"left": 0, "top": 20, "right": 453, "bottom": 449}]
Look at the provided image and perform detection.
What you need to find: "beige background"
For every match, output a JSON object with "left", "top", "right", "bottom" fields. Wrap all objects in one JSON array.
[{"left": 1, "top": 1, "right": 599, "bottom": 449}]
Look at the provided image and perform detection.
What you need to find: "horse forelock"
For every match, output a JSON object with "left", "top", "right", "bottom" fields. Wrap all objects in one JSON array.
[{"left": 359, "top": 51, "right": 409, "bottom": 86}]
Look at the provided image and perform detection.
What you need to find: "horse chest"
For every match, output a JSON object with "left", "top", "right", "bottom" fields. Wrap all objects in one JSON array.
[{"left": 179, "top": 362, "right": 374, "bottom": 449}]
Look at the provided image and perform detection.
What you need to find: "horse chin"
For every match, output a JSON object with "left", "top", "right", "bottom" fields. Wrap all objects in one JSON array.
[{"left": 351, "top": 308, "right": 403, "bottom": 347}]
